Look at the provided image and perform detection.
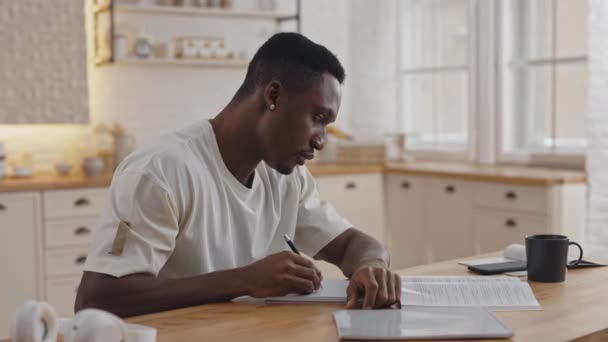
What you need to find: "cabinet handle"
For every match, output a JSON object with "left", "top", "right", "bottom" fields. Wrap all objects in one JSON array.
[
  {"left": 505, "top": 191, "right": 517, "bottom": 200},
  {"left": 74, "top": 198, "right": 90, "bottom": 207},
  {"left": 401, "top": 181, "right": 411, "bottom": 189},
  {"left": 445, "top": 185, "right": 456, "bottom": 194},
  {"left": 505, "top": 219, "right": 517, "bottom": 228},
  {"left": 0, "top": 203, "right": 5, "bottom": 212},
  {"left": 75, "top": 255, "right": 87, "bottom": 265},
  {"left": 345, "top": 182, "right": 357, "bottom": 190},
  {"left": 74, "top": 226, "right": 91, "bottom": 236}
]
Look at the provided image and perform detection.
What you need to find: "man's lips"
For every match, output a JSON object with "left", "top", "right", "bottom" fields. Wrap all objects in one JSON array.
[{"left": 300, "top": 152, "right": 315, "bottom": 160}]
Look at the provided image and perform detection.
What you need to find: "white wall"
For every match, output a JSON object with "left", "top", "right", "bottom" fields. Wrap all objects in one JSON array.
[
  {"left": 586, "top": 0, "right": 608, "bottom": 247},
  {"left": 347, "top": 0, "right": 398, "bottom": 140}
]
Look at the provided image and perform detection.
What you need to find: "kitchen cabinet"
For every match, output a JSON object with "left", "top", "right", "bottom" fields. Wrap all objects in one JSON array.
[
  {"left": 0, "top": 192, "right": 41, "bottom": 339},
  {"left": 385, "top": 173, "right": 586, "bottom": 268},
  {"left": 42, "top": 188, "right": 108, "bottom": 317},
  {"left": 427, "top": 178, "right": 474, "bottom": 262},
  {"left": 384, "top": 174, "right": 428, "bottom": 269},
  {"left": 313, "top": 173, "right": 385, "bottom": 279}
]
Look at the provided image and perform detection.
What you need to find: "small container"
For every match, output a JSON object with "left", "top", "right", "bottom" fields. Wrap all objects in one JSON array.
[
  {"left": 113, "top": 35, "right": 128, "bottom": 59},
  {"left": 82, "top": 157, "right": 105, "bottom": 177},
  {"left": 55, "top": 162, "right": 73, "bottom": 176}
]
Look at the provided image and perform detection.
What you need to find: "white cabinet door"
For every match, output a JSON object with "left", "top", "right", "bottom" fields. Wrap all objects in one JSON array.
[
  {"left": 384, "top": 174, "right": 429, "bottom": 269},
  {"left": 46, "top": 277, "right": 80, "bottom": 317},
  {"left": 317, "top": 173, "right": 385, "bottom": 242},
  {"left": 427, "top": 178, "right": 474, "bottom": 262},
  {"left": 475, "top": 209, "right": 548, "bottom": 253},
  {"left": 315, "top": 173, "right": 384, "bottom": 279},
  {"left": 0, "top": 192, "right": 40, "bottom": 339}
]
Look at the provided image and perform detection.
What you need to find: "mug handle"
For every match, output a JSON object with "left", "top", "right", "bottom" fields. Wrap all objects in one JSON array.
[{"left": 567, "top": 241, "right": 584, "bottom": 269}]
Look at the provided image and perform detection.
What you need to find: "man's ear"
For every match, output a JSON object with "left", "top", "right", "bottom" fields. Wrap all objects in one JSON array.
[{"left": 263, "top": 80, "right": 282, "bottom": 111}]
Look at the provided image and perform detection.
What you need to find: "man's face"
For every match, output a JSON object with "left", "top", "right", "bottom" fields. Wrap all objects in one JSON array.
[{"left": 258, "top": 73, "right": 341, "bottom": 175}]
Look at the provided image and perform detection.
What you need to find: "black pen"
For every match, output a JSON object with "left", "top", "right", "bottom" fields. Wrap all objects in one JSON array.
[{"left": 283, "top": 234, "right": 301, "bottom": 255}]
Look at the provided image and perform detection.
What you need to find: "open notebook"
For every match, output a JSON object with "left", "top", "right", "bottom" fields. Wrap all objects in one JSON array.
[{"left": 265, "top": 276, "right": 540, "bottom": 311}]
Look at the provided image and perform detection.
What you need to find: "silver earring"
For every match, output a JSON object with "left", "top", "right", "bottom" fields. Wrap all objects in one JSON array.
[{"left": 269, "top": 103, "right": 276, "bottom": 111}]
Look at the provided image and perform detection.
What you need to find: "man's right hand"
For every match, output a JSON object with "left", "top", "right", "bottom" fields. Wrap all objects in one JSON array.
[{"left": 241, "top": 251, "right": 323, "bottom": 298}]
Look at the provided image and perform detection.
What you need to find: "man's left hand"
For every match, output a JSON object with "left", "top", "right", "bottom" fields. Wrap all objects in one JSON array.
[{"left": 345, "top": 261, "right": 401, "bottom": 309}]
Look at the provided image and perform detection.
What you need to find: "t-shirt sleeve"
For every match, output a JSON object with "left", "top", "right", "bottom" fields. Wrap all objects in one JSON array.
[
  {"left": 84, "top": 171, "right": 179, "bottom": 277},
  {"left": 294, "top": 166, "right": 353, "bottom": 257}
]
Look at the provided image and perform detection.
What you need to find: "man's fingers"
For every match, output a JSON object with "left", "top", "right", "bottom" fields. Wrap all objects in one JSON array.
[
  {"left": 395, "top": 274, "right": 402, "bottom": 307},
  {"left": 291, "top": 254, "right": 315, "bottom": 268},
  {"left": 386, "top": 270, "right": 396, "bottom": 307},
  {"left": 290, "top": 264, "right": 321, "bottom": 290},
  {"left": 374, "top": 269, "right": 389, "bottom": 308},
  {"left": 346, "top": 282, "right": 359, "bottom": 309},
  {"left": 362, "top": 275, "right": 379, "bottom": 309},
  {"left": 283, "top": 274, "right": 315, "bottom": 294}
]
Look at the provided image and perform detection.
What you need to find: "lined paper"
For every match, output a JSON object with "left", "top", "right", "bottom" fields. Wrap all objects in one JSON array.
[{"left": 402, "top": 276, "right": 541, "bottom": 311}]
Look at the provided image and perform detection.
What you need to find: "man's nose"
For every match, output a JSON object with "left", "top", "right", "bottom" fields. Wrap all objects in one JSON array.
[{"left": 312, "top": 129, "right": 326, "bottom": 150}]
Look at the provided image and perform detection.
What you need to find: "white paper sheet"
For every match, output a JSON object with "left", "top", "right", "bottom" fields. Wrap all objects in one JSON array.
[
  {"left": 401, "top": 276, "right": 541, "bottom": 311},
  {"left": 265, "top": 279, "right": 348, "bottom": 303}
]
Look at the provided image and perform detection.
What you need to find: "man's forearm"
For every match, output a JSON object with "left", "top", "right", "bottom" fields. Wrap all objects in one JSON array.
[
  {"left": 76, "top": 267, "right": 249, "bottom": 318},
  {"left": 339, "top": 231, "right": 390, "bottom": 278}
]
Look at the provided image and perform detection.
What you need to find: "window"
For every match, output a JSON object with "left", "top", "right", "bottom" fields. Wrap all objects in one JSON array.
[
  {"left": 396, "top": 0, "right": 588, "bottom": 164},
  {"left": 397, "top": 0, "right": 474, "bottom": 153},
  {"left": 499, "top": 0, "right": 588, "bottom": 156}
]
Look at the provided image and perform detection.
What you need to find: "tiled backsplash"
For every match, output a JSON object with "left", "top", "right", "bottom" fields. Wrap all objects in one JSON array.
[{"left": 0, "top": 126, "right": 94, "bottom": 172}]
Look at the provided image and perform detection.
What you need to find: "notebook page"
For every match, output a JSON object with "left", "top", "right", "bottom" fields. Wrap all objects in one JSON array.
[{"left": 401, "top": 276, "right": 541, "bottom": 311}]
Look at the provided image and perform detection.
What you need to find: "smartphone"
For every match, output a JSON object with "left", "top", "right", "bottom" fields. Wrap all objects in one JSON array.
[{"left": 467, "top": 260, "right": 527, "bottom": 275}]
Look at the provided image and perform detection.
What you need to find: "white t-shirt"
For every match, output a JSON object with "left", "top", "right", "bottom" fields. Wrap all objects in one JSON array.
[{"left": 84, "top": 120, "right": 352, "bottom": 278}]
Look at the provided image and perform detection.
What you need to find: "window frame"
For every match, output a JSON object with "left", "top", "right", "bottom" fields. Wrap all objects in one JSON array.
[
  {"left": 395, "top": 0, "right": 478, "bottom": 162},
  {"left": 395, "top": 0, "right": 587, "bottom": 169}
]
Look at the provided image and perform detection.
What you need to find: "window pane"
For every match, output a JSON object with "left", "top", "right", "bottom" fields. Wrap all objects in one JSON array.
[
  {"left": 526, "top": 64, "right": 552, "bottom": 151},
  {"left": 502, "top": 64, "right": 552, "bottom": 152},
  {"left": 435, "top": 0, "right": 469, "bottom": 67},
  {"left": 525, "top": 0, "right": 554, "bottom": 60},
  {"left": 436, "top": 71, "right": 469, "bottom": 146},
  {"left": 400, "top": 0, "right": 468, "bottom": 69},
  {"left": 401, "top": 74, "right": 435, "bottom": 148},
  {"left": 400, "top": 0, "right": 434, "bottom": 69},
  {"left": 555, "top": 62, "right": 587, "bottom": 145},
  {"left": 556, "top": 0, "right": 587, "bottom": 58},
  {"left": 400, "top": 72, "right": 469, "bottom": 150}
]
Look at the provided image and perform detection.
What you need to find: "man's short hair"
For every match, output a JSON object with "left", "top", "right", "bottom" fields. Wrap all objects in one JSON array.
[{"left": 235, "top": 32, "right": 345, "bottom": 98}]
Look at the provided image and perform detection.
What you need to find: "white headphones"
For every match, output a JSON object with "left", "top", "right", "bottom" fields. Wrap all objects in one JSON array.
[{"left": 10, "top": 301, "right": 156, "bottom": 342}]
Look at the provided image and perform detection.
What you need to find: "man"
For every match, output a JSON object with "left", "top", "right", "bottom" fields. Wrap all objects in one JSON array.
[{"left": 76, "top": 32, "right": 401, "bottom": 318}]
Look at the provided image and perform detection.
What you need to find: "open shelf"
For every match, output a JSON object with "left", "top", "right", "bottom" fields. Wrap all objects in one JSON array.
[
  {"left": 114, "top": 4, "right": 298, "bottom": 21},
  {"left": 113, "top": 57, "right": 249, "bottom": 67}
]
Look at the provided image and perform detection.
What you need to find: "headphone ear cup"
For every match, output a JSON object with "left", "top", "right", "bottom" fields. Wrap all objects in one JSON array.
[
  {"left": 11, "top": 300, "right": 59, "bottom": 342},
  {"left": 63, "top": 309, "right": 127, "bottom": 342}
]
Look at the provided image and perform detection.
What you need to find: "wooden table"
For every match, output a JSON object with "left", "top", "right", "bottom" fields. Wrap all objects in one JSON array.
[{"left": 122, "top": 256, "right": 608, "bottom": 342}]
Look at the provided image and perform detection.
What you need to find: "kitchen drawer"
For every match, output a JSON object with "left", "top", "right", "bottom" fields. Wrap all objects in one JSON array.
[
  {"left": 45, "top": 217, "right": 98, "bottom": 248},
  {"left": 46, "top": 277, "right": 80, "bottom": 317},
  {"left": 43, "top": 188, "right": 107, "bottom": 219},
  {"left": 46, "top": 247, "right": 89, "bottom": 277},
  {"left": 475, "top": 209, "right": 548, "bottom": 254},
  {"left": 474, "top": 183, "right": 548, "bottom": 214}
]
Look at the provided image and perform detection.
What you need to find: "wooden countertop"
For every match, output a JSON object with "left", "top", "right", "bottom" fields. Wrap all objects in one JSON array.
[
  {"left": 0, "top": 160, "right": 586, "bottom": 193},
  {"left": 385, "top": 161, "right": 587, "bottom": 186},
  {"left": 0, "top": 171, "right": 112, "bottom": 193},
  {"left": 119, "top": 254, "right": 608, "bottom": 342},
  {"left": 308, "top": 161, "right": 585, "bottom": 186}
]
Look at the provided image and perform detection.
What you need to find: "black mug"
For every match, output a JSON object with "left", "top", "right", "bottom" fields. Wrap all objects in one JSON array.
[{"left": 525, "top": 234, "right": 583, "bottom": 283}]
